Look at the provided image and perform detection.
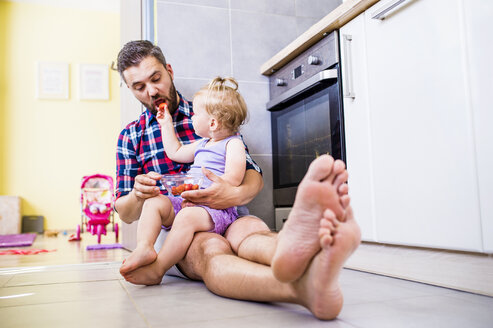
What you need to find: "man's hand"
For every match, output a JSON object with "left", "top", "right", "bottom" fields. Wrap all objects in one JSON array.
[
  {"left": 181, "top": 168, "right": 239, "bottom": 209},
  {"left": 132, "top": 171, "right": 162, "bottom": 200}
]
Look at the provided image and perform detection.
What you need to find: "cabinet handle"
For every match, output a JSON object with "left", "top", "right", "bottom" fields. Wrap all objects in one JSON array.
[
  {"left": 342, "top": 34, "right": 356, "bottom": 99},
  {"left": 371, "top": 0, "right": 409, "bottom": 20}
]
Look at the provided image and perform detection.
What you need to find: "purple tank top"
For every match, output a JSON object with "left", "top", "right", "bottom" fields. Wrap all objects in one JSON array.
[{"left": 188, "top": 135, "right": 240, "bottom": 188}]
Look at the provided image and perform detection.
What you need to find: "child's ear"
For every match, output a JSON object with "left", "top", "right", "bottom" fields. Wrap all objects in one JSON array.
[{"left": 209, "top": 117, "right": 219, "bottom": 131}]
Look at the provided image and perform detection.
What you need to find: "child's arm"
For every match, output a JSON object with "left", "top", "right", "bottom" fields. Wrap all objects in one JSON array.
[
  {"left": 156, "top": 103, "right": 198, "bottom": 163},
  {"left": 221, "top": 138, "right": 247, "bottom": 187}
]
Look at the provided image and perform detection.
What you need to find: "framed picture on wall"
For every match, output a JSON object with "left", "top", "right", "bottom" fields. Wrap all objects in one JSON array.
[
  {"left": 78, "top": 64, "right": 109, "bottom": 100},
  {"left": 36, "top": 62, "right": 69, "bottom": 100}
]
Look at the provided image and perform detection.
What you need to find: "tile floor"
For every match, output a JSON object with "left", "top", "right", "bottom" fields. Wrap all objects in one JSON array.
[{"left": 1, "top": 233, "right": 493, "bottom": 327}]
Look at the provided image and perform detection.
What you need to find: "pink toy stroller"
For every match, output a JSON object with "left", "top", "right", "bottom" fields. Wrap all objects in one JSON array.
[{"left": 76, "top": 174, "right": 118, "bottom": 243}]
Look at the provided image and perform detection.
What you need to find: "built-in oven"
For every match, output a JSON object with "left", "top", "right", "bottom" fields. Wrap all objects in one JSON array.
[{"left": 266, "top": 31, "right": 345, "bottom": 229}]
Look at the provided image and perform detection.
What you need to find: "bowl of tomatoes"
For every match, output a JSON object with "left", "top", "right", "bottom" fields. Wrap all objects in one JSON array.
[{"left": 161, "top": 173, "right": 203, "bottom": 196}]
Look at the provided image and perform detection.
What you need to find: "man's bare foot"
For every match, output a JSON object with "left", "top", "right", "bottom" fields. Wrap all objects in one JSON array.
[
  {"left": 271, "top": 155, "right": 348, "bottom": 283},
  {"left": 119, "top": 244, "right": 157, "bottom": 276},
  {"left": 123, "top": 259, "right": 165, "bottom": 286},
  {"left": 295, "top": 206, "right": 361, "bottom": 320}
]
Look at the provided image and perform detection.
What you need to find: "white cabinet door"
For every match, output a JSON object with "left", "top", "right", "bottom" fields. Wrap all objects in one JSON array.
[
  {"left": 340, "top": 14, "right": 376, "bottom": 242},
  {"left": 463, "top": 1, "right": 493, "bottom": 252},
  {"left": 363, "top": 0, "right": 482, "bottom": 251}
]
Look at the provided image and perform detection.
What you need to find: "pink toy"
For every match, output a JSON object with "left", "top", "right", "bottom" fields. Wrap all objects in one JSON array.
[{"left": 78, "top": 174, "right": 119, "bottom": 244}]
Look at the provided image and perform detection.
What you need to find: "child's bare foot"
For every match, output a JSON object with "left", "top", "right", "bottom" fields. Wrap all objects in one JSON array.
[
  {"left": 271, "top": 155, "right": 348, "bottom": 283},
  {"left": 295, "top": 206, "right": 361, "bottom": 320},
  {"left": 124, "top": 259, "right": 165, "bottom": 286},
  {"left": 119, "top": 244, "right": 157, "bottom": 276}
]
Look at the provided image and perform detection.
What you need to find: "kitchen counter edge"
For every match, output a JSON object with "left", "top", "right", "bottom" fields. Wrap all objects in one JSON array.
[{"left": 260, "top": 0, "right": 380, "bottom": 76}]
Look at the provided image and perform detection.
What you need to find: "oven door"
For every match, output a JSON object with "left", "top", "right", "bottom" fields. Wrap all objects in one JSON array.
[{"left": 268, "top": 69, "right": 345, "bottom": 207}]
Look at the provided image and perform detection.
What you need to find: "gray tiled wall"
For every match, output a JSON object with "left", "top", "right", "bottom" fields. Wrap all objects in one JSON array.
[{"left": 156, "top": 0, "right": 341, "bottom": 228}]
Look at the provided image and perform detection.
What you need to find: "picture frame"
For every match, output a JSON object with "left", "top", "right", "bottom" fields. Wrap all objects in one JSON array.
[
  {"left": 36, "top": 62, "right": 69, "bottom": 100},
  {"left": 78, "top": 64, "right": 109, "bottom": 100}
]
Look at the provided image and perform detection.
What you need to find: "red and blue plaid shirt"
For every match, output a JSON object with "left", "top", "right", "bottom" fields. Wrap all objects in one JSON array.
[{"left": 116, "top": 92, "right": 261, "bottom": 199}]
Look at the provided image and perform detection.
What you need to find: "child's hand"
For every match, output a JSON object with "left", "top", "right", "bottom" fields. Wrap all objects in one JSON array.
[{"left": 156, "top": 103, "right": 173, "bottom": 127}]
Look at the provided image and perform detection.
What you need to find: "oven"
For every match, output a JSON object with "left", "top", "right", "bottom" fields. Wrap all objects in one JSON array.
[{"left": 267, "top": 31, "right": 345, "bottom": 215}]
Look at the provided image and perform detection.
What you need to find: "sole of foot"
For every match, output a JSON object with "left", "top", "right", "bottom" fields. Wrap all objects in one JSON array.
[{"left": 271, "top": 155, "right": 348, "bottom": 283}]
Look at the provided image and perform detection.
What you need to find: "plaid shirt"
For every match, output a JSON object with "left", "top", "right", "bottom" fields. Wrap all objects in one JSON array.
[{"left": 116, "top": 92, "right": 261, "bottom": 199}]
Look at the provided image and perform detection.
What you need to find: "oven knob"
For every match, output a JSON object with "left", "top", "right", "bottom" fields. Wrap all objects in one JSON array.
[
  {"left": 275, "top": 78, "right": 286, "bottom": 86},
  {"left": 308, "top": 55, "right": 321, "bottom": 65}
]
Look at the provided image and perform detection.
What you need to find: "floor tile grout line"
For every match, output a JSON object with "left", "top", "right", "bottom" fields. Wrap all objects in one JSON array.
[
  {"left": 119, "top": 279, "right": 153, "bottom": 328},
  {"left": 0, "top": 261, "right": 122, "bottom": 275},
  {"left": 2, "top": 275, "right": 15, "bottom": 288},
  {"left": 343, "top": 267, "right": 493, "bottom": 297},
  {"left": 3, "top": 278, "right": 124, "bottom": 288},
  {"left": 337, "top": 317, "right": 365, "bottom": 328}
]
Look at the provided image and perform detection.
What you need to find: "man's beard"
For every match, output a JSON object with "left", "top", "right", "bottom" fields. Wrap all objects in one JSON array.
[{"left": 144, "top": 82, "right": 179, "bottom": 116}]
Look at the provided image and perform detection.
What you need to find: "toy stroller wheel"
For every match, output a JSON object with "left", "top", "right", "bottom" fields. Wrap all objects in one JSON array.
[
  {"left": 97, "top": 225, "right": 103, "bottom": 244},
  {"left": 76, "top": 224, "right": 81, "bottom": 240},
  {"left": 114, "top": 223, "right": 119, "bottom": 242}
]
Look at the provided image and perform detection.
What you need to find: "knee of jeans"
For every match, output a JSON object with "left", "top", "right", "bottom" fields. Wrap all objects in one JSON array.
[{"left": 225, "top": 216, "right": 270, "bottom": 253}]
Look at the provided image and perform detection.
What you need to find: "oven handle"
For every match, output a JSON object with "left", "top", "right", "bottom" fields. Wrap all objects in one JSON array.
[{"left": 266, "top": 69, "right": 338, "bottom": 111}]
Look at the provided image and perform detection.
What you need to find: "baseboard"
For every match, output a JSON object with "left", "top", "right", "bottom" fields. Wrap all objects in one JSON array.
[{"left": 344, "top": 242, "right": 493, "bottom": 297}]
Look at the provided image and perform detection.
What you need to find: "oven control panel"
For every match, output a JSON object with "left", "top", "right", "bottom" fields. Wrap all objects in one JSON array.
[{"left": 269, "top": 30, "right": 339, "bottom": 101}]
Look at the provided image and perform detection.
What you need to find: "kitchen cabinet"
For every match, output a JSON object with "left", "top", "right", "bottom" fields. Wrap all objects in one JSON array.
[
  {"left": 340, "top": 14, "right": 376, "bottom": 242},
  {"left": 341, "top": 0, "right": 488, "bottom": 252},
  {"left": 463, "top": 0, "right": 493, "bottom": 252}
]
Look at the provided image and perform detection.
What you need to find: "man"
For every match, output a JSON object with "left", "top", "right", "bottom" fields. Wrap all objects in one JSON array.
[{"left": 115, "top": 40, "right": 361, "bottom": 320}]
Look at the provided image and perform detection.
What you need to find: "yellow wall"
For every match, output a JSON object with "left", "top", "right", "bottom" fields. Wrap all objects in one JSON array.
[{"left": 0, "top": 1, "right": 121, "bottom": 230}]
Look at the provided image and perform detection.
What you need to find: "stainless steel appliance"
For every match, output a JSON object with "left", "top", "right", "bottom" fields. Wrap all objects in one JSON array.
[{"left": 267, "top": 31, "right": 345, "bottom": 225}]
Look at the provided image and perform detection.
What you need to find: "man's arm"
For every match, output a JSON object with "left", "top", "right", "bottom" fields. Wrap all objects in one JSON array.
[
  {"left": 181, "top": 168, "right": 263, "bottom": 209},
  {"left": 115, "top": 172, "right": 162, "bottom": 223}
]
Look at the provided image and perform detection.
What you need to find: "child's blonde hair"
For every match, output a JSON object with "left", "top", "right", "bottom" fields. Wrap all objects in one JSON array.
[{"left": 194, "top": 77, "right": 248, "bottom": 133}]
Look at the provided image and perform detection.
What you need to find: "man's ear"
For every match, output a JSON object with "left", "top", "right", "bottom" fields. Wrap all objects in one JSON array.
[{"left": 166, "top": 63, "right": 174, "bottom": 80}]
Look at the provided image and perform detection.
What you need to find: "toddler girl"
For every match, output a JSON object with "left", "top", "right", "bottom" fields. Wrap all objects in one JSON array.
[{"left": 120, "top": 77, "right": 249, "bottom": 282}]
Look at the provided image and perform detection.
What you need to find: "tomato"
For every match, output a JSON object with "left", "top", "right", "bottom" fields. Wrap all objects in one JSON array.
[
  {"left": 192, "top": 184, "right": 199, "bottom": 190},
  {"left": 159, "top": 103, "right": 166, "bottom": 111},
  {"left": 176, "top": 184, "right": 185, "bottom": 194}
]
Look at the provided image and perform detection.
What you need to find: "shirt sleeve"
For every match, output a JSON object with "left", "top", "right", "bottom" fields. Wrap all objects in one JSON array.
[
  {"left": 239, "top": 135, "right": 262, "bottom": 174},
  {"left": 115, "top": 128, "right": 140, "bottom": 199}
]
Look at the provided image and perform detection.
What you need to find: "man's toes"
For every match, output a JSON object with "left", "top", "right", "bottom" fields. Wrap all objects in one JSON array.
[
  {"left": 338, "top": 183, "right": 349, "bottom": 196},
  {"left": 319, "top": 229, "right": 334, "bottom": 247},
  {"left": 340, "top": 195, "right": 350, "bottom": 210},
  {"left": 331, "top": 159, "right": 346, "bottom": 178},
  {"left": 333, "top": 169, "right": 348, "bottom": 187},
  {"left": 305, "top": 155, "right": 334, "bottom": 181},
  {"left": 322, "top": 210, "right": 339, "bottom": 229},
  {"left": 321, "top": 218, "right": 336, "bottom": 231}
]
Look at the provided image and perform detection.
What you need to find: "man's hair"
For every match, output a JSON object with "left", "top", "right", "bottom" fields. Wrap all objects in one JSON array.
[
  {"left": 194, "top": 77, "right": 248, "bottom": 133},
  {"left": 117, "top": 40, "right": 167, "bottom": 82}
]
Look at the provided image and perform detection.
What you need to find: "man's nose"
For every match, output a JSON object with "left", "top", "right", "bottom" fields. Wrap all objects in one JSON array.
[{"left": 148, "top": 85, "right": 159, "bottom": 97}]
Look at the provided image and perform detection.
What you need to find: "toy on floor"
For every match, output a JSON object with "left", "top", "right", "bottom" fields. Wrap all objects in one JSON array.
[
  {"left": 86, "top": 243, "right": 123, "bottom": 251},
  {"left": 44, "top": 230, "right": 59, "bottom": 237},
  {"left": 0, "top": 233, "right": 37, "bottom": 248},
  {"left": 77, "top": 174, "right": 119, "bottom": 244},
  {"left": 0, "top": 248, "right": 56, "bottom": 255}
]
